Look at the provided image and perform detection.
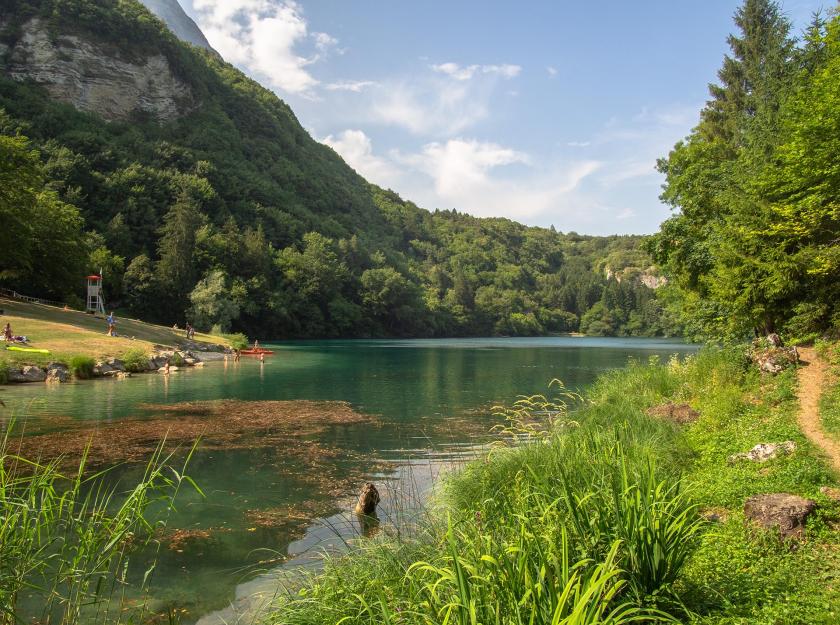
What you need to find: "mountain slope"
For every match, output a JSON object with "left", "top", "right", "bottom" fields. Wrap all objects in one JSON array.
[
  {"left": 0, "top": 0, "right": 675, "bottom": 339},
  {"left": 138, "top": 0, "right": 215, "bottom": 52}
]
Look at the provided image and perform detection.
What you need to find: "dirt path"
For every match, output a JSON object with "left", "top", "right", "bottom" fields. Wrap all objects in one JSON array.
[{"left": 797, "top": 347, "right": 840, "bottom": 475}]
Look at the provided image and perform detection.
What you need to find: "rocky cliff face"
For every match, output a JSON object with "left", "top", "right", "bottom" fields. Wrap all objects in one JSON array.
[
  {"left": 605, "top": 266, "right": 667, "bottom": 289},
  {"left": 1, "top": 17, "right": 195, "bottom": 122},
  {"left": 138, "top": 0, "right": 215, "bottom": 53}
]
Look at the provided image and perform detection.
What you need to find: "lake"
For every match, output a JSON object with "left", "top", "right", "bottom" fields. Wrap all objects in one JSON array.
[{"left": 1, "top": 336, "right": 697, "bottom": 622}]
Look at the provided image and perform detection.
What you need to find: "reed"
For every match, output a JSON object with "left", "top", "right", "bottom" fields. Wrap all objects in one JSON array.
[{"left": 0, "top": 421, "right": 200, "bottom": 625}]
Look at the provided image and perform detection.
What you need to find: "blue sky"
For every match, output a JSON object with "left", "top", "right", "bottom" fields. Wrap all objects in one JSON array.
[{"left": 181, "top": 0, "right": 827, "bottom": 235}]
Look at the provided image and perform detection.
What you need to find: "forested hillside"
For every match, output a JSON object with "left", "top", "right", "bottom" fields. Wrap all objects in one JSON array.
[
  {"left": 0, "top": 0, "right": 674, "bottom": 338},
  {"left": 650, "top": 0, "right": 840, "bottom": 341}
]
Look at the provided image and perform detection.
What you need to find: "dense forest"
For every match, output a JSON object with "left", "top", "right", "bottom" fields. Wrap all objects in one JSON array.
[
  {"left": 649, "top": 0, "right": 840, "bottom": 341},
  {"left": 0, "top": 0, "right": 675, "bottom": 339}
]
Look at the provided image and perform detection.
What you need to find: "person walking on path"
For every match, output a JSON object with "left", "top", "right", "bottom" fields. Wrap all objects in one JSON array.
[{"left": 106, "top": 312, "right": 116, "bottom": 337}]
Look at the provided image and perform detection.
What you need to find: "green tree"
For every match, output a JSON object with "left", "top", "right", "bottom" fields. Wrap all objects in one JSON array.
[
  {"left": 156, "top": 188, "right": 206, "bottom": 308},
  {"left": 189, "top": 269, "right": 240, "bottom": 332},
  {"left": 123, "top": 254, "right": 158, "bottom": 319},
  {"left": 650, "top": 0, "right": 798, "bottom": 337},
  {"left": 0, "top": 135, "right": 40, "bottom": 280}
]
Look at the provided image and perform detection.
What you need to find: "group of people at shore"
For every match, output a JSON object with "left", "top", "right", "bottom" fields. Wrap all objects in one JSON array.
[
  {"left": 171, "top": 322, "right": 196, "bottom": 340},
  {"left": 98, "top": 313, "right": 260, "bottom": 366}
]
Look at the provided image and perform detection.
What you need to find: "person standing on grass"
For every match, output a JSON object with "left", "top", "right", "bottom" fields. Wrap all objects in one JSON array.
[
  {"left": 3, "top": 323, "right": 12, "bottom": 342},
  {"left": 106, "top": 312, "right": 116, "bottom": 337}
]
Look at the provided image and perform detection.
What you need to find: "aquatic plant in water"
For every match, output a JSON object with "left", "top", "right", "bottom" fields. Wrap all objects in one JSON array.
[{"left": 0, "top": 420, "right": 201, "bottom": 625}]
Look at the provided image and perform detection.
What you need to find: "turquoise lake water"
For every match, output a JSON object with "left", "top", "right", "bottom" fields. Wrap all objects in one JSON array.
[{"left": 1, "top": 336, "right": 698, "bottom": 621}]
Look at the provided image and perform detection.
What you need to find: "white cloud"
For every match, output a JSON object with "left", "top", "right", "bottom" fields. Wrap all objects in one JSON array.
[
  {"left": 546, "top": 66, "right": 558, "bottom": 76},
  {"left": 431, "top": 62, "right": 522, "bottom": 81},
  {"left": 192, "top": 0, "right": 338, "bottom": 96},
  {"left": 324, "top": 80, "right": 377, "bottom": 92},
  {"left": 404, "top": 140, "right": 600, "bottom": 220},
  {"left": 398, "top": 139, "right": 530, "bottom": 197},
  {"left": 322, "top": 129, "right": 402, "bottom": 186},
  {"left": 321, "top": 132, "right": 603, "bottom": 222},
  {"left": 371, "top": 80, "right": 489, "bottom": 135},
  {"left": 566, "top": 141, "right": 591, "bottom": 148},
  {"left": 313, "top": 32, "right": 338, "bottom": 52},
  {"left": 366, "top": 61, "right": 522, "bottom": 135}
]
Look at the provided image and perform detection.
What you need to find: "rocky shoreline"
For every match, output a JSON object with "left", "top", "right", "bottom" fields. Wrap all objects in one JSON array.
[{"left": 4, "top": 340, "right": 230, "bottom": 385}]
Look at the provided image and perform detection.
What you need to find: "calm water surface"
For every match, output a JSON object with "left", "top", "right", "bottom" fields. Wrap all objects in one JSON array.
[{"left": 2, "top": 337, "right": 697, "bottom": 621}]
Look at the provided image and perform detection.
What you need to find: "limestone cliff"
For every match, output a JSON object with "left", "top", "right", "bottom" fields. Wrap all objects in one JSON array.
[
  {"left": 138, "top": 0, "right": 215, "bottom": 53},
  {"left": 1, "top": 17, "right": 195, "bottom": 122},
  {"left": 605, "top": 266, "right": 667, "bottom": 289}
]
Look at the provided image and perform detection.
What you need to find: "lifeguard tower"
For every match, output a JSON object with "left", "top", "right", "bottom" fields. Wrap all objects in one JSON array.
[{"left": 86, "top": 275, "right": 106, "bottom": 315}]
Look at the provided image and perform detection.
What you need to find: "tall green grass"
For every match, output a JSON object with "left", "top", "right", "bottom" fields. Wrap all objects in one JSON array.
[
  {"left": 265, "top": 359, "right": 705, "bottom": 624},
  {"left": 0, "top": 423, "right": 201, "bottom": 624}
]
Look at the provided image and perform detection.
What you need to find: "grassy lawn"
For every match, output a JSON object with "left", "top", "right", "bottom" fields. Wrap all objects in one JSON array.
[{"left": 0, "top": 298, "right": 228, "bottom": 368}]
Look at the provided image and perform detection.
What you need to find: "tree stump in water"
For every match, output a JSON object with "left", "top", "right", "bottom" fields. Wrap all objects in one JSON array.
[{"left": 354, "top": 482, "right": 380, "bottom": 516}]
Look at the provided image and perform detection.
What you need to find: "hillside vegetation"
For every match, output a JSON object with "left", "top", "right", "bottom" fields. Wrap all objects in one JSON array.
[{"left": 0, "top": 0, "right": 674, "bottom": 339}]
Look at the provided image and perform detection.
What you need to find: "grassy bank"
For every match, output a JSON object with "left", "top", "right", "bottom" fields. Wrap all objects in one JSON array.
[
  {"left": 262, "top": 347, "right": 840, "bottom": 624},
  {"left": 0, "top": 297, "right": 235, "bottom": 379}
]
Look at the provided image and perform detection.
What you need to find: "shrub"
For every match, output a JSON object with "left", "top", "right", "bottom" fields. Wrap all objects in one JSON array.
[
  {"left": 224, "top": 333, "right": 249, "bottom": 351},
  {"left": 170, "top": 352, "right": 185, "bottom": 367},
  {"left": 122, "top": 347, "right": 149, "bottom": 373},
  {"left": 69, "top": 355, "right": 95, "bottom": 379}
]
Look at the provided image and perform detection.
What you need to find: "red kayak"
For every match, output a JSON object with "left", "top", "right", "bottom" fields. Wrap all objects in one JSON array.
[{"left": 240, "top": 348, "right": 274, "bottom": 355}]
